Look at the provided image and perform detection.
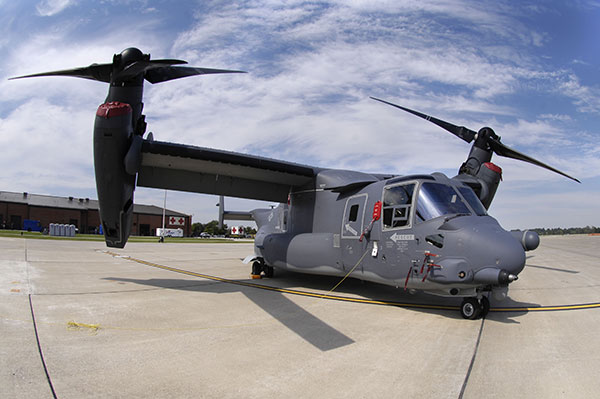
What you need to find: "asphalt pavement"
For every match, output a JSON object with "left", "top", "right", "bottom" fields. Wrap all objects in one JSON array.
[{"left": 1, "top": 235, "right": 599, "bottom": 398}]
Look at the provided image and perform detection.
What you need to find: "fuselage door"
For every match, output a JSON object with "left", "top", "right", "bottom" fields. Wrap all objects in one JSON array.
[
  {"left": 341, "top": 194, "right": 368, "bottom": 269},
  {"left": 379, "top": 182, "right": 418, "bottom": 280}
]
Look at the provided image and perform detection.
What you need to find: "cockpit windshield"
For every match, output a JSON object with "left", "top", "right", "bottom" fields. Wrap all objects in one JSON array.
[
  {"left": 416, "top": 182, "right": 471, "bottom": 222},
  {"left": 457, "top": 186, "right": 487, "bottom": 216}
]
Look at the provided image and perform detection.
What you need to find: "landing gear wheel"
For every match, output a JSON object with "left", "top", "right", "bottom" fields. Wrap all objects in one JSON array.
[
  {"left": 251, "top": 261, "right": 262, "bottom": 276},
  {"left": 460, "top": 297, "right": 482, "bottom": 320},
  {"left": 479, "top": 296, "right": 490, "bottom": 318},
  {"left": 264, "top": 265, "right": 274, "bottom": 278}
]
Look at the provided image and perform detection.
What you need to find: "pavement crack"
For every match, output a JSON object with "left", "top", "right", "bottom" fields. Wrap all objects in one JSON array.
[
  {"left": 29, "top": 294, "right": 57, "bottom": 399},
  {"left": 458, "top": 317, "right": 485, "bottom": 399}
]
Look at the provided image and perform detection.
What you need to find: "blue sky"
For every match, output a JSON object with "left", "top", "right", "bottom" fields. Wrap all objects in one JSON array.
[{"left": 0, "top": 0, "right": 598, "bottom": 229}]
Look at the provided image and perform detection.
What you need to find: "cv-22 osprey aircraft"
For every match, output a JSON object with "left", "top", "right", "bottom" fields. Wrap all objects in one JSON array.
[{"left": 12, "top": 48, "right": 580, "bottom": 319}]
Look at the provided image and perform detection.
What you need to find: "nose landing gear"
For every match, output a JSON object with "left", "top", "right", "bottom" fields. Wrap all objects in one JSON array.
[
  {"left": 251, "top": 260, "right": 274, "bottom": 279},
  {"left": 460, "top": 296, "right": 490, "bottom": 319}
]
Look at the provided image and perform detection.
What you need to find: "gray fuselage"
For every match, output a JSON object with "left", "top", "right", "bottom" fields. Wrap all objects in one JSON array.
[{"left": 253, "top": 171, "right": 525, "bottom": 298}]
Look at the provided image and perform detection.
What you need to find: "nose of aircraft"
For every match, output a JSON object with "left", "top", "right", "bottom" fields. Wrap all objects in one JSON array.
[
  {"left": 486, "top": 227, "right": 526, "bottom": 276},
  {"left": 443, "top": 216, "right": 526, "bottom": 279}
]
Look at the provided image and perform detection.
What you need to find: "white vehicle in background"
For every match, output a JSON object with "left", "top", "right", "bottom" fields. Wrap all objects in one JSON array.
[{"left": 156, "top": 228, "right": 183, "bottom": 238}]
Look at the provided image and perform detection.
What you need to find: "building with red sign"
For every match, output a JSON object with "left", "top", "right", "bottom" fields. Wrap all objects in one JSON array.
[{"left": 0, "top": 191, "right": 191, "bottom": 237}]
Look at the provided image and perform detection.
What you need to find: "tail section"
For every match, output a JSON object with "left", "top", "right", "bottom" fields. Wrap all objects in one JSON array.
[{"left": 217, "top": 196, "right": 254, "bottom": 229}]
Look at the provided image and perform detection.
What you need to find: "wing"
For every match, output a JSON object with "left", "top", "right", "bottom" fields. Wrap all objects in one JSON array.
[{"left": 137, "top": 140, "right": 320, "bottom": 202}]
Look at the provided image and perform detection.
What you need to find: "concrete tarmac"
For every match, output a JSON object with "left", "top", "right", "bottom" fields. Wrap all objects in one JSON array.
[{"left": 1, "top": 235, "right": 599, "bottom": 398}]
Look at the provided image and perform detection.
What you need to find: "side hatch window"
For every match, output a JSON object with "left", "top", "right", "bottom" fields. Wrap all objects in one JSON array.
[
  {"left": 342, "top": 194, "right": 367, "bottom": 238},
  {"left": 383, "top": 183, "right": 416, "bottom": 229}
]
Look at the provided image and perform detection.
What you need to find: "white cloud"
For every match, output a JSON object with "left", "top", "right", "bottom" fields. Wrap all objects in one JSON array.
[
  {"left": 1, "top": 0, "right": 599, "bottom": 227},
  {"left": 0, "top": 97, "right": 95, "bottom": 194},
  {"left": 539, "top": 113, "right": 572, "bottom": 122},
  {"left": 557, "top": 73, "right": 600, "bottom": 113},
  {"left": 36, "top": 0, "right": 75, "bottom": 16}
]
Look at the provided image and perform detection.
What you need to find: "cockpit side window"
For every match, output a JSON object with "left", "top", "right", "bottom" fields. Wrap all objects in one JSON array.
[{"left": 383, "top": 183, "right": 415, "bottom": 229}]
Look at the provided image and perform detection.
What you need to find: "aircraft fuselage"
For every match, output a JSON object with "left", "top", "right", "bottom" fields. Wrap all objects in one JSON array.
[{"left": 253, "top": 171, "right": 527, "bottom": 299}]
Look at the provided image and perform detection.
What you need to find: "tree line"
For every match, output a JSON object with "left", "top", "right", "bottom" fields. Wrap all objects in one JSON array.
[
  {"left": 530, "top": 226, "right": 600, "bottom": 235},
  {"left": 191, "top": 221, "right": 257, "bottom": 237}
]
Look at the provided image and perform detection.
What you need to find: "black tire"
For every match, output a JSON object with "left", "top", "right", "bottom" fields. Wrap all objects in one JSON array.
[
  {"left": 251, "top": 261, "right": 261, "bottom": 275},
  {"left": 264, "top": 266, "right": 274, "bottom": 278},
  {"left": 460, "top": 297, "right": 482, "bottom": 320},
  {"left": 479, "top": 296, "right": 490, "bottom": 318}
]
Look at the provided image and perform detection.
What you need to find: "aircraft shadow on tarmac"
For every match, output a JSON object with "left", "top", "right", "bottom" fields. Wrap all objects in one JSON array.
[
  {"left": 104, "top": 267, "right": 539, "bottom": 348},
  {"left": 104, "top": 274, "right": 355, "bottom": 352},
  {"left": 525, "top": 255, "right": 581, "bottom": 275},
  {"left": 526, "top": 264, "right": 580, "bottom": 274}
]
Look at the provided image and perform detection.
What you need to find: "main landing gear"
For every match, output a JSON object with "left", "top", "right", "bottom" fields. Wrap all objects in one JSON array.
[
  {"left": 460, "top": 296, "right": 490, "bottom": 320},
  {"left": 251, "top": 260, "right": 274, "bottom": 279}
]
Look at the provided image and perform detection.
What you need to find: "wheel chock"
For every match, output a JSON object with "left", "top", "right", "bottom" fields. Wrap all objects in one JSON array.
[{"left": 251, "top": 274, "right": 262, "bottom": 279}]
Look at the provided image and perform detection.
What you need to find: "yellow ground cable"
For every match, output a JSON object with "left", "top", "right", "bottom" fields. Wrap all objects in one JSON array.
[
  {"left": 102, "top": 251, "right": 600, "bottom": 313},
  {"left": 327, "top": 243, "right": 372, "bottom": 294}
]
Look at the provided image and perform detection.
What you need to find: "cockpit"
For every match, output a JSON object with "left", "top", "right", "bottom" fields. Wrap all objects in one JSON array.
[{"left": 383, "top": 180, "right": 487, "bottom": 229}]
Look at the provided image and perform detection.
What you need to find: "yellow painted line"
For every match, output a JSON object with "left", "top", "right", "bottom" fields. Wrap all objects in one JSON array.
[
  {"left": 104, "top": 251, "right": 600, "bottom": 314},
  {"left": 493, "top": 303, "right": 600, "bottom": 312}
]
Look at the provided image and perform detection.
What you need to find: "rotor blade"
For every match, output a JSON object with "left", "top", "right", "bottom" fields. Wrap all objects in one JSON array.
[
  {"left": 370, "top": 97, "right": 477, "bottom": 143},
  {"left": 489, "top": 138, "right": 581, "bottom": 183},
  {"left": 145, "top": 66, "right": 246, "bottom": 84},
  {"left": 114, "top": 59, "right": 188, "bottom": 82},
  {"left": 9, "top": 63, "right": 113, "bottom": 83}
]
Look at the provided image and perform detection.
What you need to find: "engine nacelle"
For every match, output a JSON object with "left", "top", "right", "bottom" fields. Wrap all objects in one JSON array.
[
  {"left": 94, "top": 102, "right": 136, "bottom": 248},
  {"left": 476, "top": 162, "right": 502, "bottom": 209}
]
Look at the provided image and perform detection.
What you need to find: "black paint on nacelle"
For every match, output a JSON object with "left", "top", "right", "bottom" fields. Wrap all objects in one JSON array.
[{"left": 93, "top": 102, "right": 136, "bottom": 248}]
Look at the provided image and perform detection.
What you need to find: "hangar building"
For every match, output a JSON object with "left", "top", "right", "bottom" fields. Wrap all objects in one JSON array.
[{"left": 0, "top": 191, "right": 191, "bottom": 237}]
